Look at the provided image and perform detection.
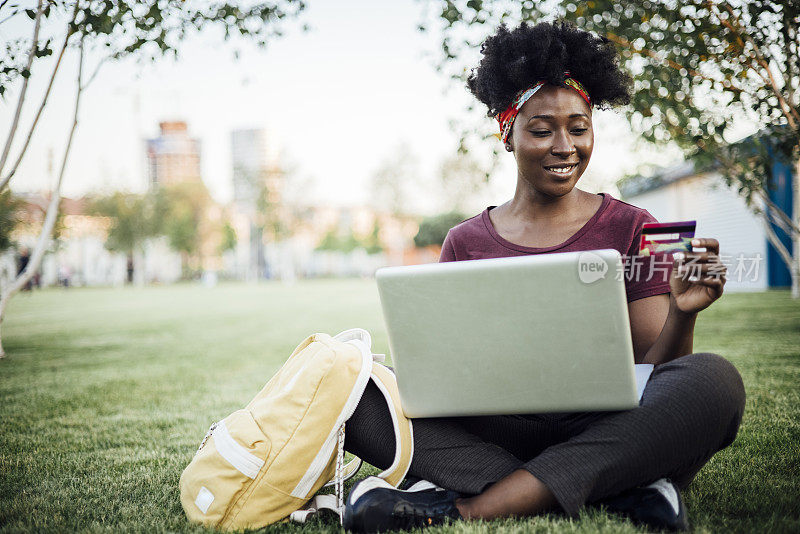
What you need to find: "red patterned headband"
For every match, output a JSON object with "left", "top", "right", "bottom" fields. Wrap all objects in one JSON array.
[{"left": 496, "top": 73, "right": 591, "bottom": 144}]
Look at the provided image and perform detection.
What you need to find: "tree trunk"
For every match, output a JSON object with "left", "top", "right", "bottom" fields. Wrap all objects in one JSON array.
[
  {"left": 793, "top": 155, "right": 800, "bottom": 298},
  {"left": 0, "top": 39, "right": 85, "bottom": 359},
  {"left": 0, "top": 0, "right": 44, "bottom": 181},
  {"left": 126, "top": 252, "right": 134, "bottom": 284},
  {"left": 0, "top": 1, "right": 80, "bottom": 191}
]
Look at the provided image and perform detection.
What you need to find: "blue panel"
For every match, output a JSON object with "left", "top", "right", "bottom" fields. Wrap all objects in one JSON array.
[{"left": 766, "top": 159, "right": 793, "bottom": 288}]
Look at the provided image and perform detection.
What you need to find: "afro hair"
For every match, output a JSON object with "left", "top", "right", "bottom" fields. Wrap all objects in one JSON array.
[{"left": 467, "top": 21, "right": 632, "bottom": 117}]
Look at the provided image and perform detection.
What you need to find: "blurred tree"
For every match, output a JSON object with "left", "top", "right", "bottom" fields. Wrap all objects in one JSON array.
[
  {"left": 414, "top": 211, "right": 466, "bottom": 248},
  {"left": 156, "top": 182, "right": 213, "bottom": 278},
  {"left": 315, "top": 229, "right": 341, "bottom": 252},
  {"left": 220, "top": 220, "right": 237, "bottom": 255},
  {"left": 340, "top": 231, "right": 362, "bottom": 253},
  {"left": 423, "top": 0, "right": 800, "bottom": 296},
  {"left": 90, "top": 192, "right": 157, "bottom": 283},
  {"left": 438, "top": 151, "right": 490, "bottom": 213},
  {"left": 370, "top": 143, "right": 422, "bottom": 215},
  {"left": 256, "top": 176, "right": 290, "bottom": 242},
  {"left": 314, "top": 228, "right": 362, "bottom": 253},
  {"left": 0, "top": 190, "right": 23, "bottom": 252},
  {"left": 0, "top": 0, "right": 305, "bottom": 356},
  {"left": 363, "top": 221, "right": 384, "bottom": 254}
]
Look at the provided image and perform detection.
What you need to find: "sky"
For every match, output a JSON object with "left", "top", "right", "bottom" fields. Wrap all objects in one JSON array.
[{"left": 1, "top": 0, "right": 718, "bottom": 214}]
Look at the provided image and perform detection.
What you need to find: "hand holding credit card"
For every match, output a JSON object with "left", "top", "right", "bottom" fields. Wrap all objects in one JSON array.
[{"left": 638, "top": 220, "right": 697, "bottom": 256}]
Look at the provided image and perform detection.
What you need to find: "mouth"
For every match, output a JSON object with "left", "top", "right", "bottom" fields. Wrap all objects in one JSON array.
[{"left": 543, "top": 163, "right": 579, "bottom": 177}]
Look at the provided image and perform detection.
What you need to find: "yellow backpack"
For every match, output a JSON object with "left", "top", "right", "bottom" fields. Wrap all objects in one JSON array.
[{"left": 179, "top": 328, "right": 413, "bottom": 530}]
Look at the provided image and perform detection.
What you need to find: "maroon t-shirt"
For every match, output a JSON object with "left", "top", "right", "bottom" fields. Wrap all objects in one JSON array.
[{"left": 439, "top": 193, "right": 672, "bottom": 302}]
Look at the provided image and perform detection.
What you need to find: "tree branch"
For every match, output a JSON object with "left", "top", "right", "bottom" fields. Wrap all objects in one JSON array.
[
  {"left": 81, "top": 53, "right": 111, "bottom": 91},
  {"left": 714, "top": 1, "right": 800, "bottom": 129},
  {"left": 761, "top": 209, "right": 794, "bottom": 273},
  {"left": 0, "top": 9, "right": 22, "bottom": 26},
  {"left": 0, "top": 1, "right": 80, "bottom": 191},
  {"left": 779, "top": 8, "right": 796, "bottom": 105},
  {"left": 0, "top": 0, "right": 44, "bottom": 178},
  {"left": 758, "top": 190, "right": 800, "bottom": 235},
  {"left": 712, "top": 148, "right": 799, "bottom": 240},
  {"left": 0, "top": 36, "right": 85, "bottom": 358},
  {"left": 605, "top": 31, "right": 746, "bottom": 95}
]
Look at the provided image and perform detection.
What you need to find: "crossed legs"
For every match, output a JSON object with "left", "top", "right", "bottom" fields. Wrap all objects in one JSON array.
[{"left": 344, "top": 353, "right": 746, "bottom": 518}]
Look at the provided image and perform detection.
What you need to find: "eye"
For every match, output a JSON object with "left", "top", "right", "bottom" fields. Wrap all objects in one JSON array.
[
  {"left": 571, "top": 128, "right": 589, "bottom": 135},
  {"left": 530, "top": 130, "right": 550, "bottom": 137}
]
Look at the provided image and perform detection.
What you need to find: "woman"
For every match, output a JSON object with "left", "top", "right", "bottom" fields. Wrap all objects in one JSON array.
[{"left": 343, "top": 21, "right": 745, "bottom": 533}]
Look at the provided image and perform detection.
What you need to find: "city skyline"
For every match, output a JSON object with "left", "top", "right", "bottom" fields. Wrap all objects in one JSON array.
[{"left": 1, "top": 0, "right": 756, "bottom": 214}]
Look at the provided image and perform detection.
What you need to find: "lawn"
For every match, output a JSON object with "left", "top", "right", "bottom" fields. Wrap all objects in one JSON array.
[{"left": 0, "top": 280, "right": 798, "bottom": 533}]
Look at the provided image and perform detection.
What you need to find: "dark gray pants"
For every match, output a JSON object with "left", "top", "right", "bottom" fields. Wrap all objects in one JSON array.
[{"left": 344, "top": 353, "right": 746, "bottom": 516}]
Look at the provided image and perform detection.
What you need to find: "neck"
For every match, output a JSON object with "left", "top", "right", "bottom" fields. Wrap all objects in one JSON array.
[{"left": 507, "top": 180, "right": 587, "bottom": 222}]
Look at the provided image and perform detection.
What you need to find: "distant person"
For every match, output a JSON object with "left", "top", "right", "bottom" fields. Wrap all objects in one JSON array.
[
  {"left": 17, "top": 247, "right": 32, "bottom": 292},
  {"left": 342, "top": 21, "right": 744, "bottom": 533},
  {"left": 58, "top": 264, "right": 72, "bottom": 288},
  {"left": 127, "top": 256, "right": 134, "bottom": 285}
]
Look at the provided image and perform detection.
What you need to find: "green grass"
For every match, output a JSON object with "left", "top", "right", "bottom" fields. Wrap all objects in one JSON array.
[{"left": 0, "top": 281, "right": 798, "bottom": 533}]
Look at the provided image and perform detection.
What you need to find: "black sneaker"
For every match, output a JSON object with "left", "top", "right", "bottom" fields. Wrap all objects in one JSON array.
[
  {"left": 343, "top": 476, "right": 462, "bottom": 533},
  {"left": 599, "top": 478, "right": 689, "bottom": 532}
]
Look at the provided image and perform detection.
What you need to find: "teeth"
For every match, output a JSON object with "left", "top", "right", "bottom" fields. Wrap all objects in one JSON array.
[{"left": 547, "top": 165, "right": 576, "bottom": 174}]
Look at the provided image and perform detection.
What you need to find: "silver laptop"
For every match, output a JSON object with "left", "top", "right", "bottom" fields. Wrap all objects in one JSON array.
[{"left": 375, "top": 249, "right": 639, "bottom": 417}]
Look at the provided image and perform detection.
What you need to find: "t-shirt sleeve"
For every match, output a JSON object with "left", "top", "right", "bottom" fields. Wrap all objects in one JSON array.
[
  {"left": 439, "top": 231, "right": 457, "bottom": 263},
  {"left": 623, "top": 209, "right": 672, "bottom": 302}
]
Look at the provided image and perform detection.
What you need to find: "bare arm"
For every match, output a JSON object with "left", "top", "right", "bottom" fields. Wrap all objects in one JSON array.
[
  {"left": 628, "top": 238, "right": 726, "bottom": 365},
  {"left": 629, "top": 293, "right": 696, "bottom": 364}
]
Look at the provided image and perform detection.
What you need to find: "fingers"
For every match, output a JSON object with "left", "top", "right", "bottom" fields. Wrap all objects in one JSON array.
[
  {"left": 676, "top": 264, "right": 728, "bottom": 282},
  {"left": 695, "top": 276, "right": 725, "bottom": 299},
  {"left": 674, "top": 251, "right": 717, "bottom": 263},
  {"left": 690, "top": 238, "right": 719, "bottom": 255},
  {"left": 694, "top": 277, "right": 725, "bottom": 289},
  {"left": 670, "top": 237, "right": 726, "bottom": 304},
  {"left": 673, "top": 248, "right": 727, "bottom": 283}
]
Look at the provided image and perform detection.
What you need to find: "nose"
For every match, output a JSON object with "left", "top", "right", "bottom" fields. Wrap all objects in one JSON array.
[{"left": 551, "top": 129, "right": 576, "bottom": 158}]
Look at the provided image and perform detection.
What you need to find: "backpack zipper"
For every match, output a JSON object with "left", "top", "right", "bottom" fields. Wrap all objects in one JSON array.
[{"left": 197, "top": 422, "right": 218, "bottom": 454}]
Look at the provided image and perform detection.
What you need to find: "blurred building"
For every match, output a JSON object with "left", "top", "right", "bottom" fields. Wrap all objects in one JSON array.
[
  {"left": 11, "top": 193, "right": 181, "bottom": 287},
  {"left": 231, "top": 129, "right": 281, "bottom": 209},
  {"left": 229, "top": 128, "right": 283, "bottom": 280},
  {"left": 145, "top": 121, "right": 202, "bottom": 188},
  {"left": 259, "top": 204, "right": 426, "bottom": 279},
  {"left": 223, "top": 128, "right": 440, "bottom": 281},
  {"left": 8, "top": 191, "right": 433, "bottom": 287}
]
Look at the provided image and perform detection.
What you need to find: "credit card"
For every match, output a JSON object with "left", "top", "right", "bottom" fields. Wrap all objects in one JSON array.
[{"left": 639, "top": 220, "right": 697, "bottom": 256}]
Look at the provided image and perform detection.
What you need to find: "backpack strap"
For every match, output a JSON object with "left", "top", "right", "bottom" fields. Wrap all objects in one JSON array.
[
  {"left": 332, "top": 328, "right": 372, "bottom": 357},
  {"left": 369, "top": 364, "right": 414, "bottom": 487},
  {"left": 331, "top": 330, "right": 413, "bottom": 487},
  {"left": 294, "top": 366, "right": 414, "bottom": 525},
  {"left": 322, "top": 456, "right": 362, "bottom": 488},
  {"left": 291, "top": 331, "right": 413, "bottom": 526},
  {"left": 288, "top": 494, "right": 340, "bottom": 523}
]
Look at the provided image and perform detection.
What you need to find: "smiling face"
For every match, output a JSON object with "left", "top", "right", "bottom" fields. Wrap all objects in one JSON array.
[{"left": 508, "top": 84, "right": 594, "bottom": 199}]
